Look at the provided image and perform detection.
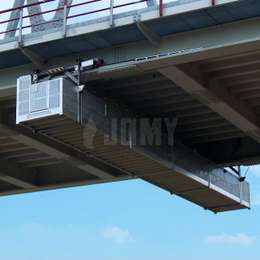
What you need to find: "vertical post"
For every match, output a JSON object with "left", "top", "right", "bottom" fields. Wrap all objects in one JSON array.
[
  {"left": 109, "top": 0, "right": 114, "bottom": 27},
  {"left": 18, "top": 7, "right": 24, "bottom": 45},
  {"left": 159, "top": 0, "right": 163, "bottom": 17},
  {"left": 208, "top": 171, "right": 211, "bottom": 189},
  {"left": 63, "top": 0, "right": 68, "bottom": 37},
  {"left": 77, "top": 63, "right": 81, "bottom": 124},
  {"left": 212, "top": 0, "right": 216, "bottom": 6},
  {"left": 76, "top": 61, "right": 84, "bottom": 124},
  {"left": 239, "top": 181, "right": 243, "bottom": 204}
]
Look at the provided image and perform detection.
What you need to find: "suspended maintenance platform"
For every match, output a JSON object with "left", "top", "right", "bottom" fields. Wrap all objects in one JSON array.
[{"left": 1, "top": 0, "right": 260, "bottom": 212}]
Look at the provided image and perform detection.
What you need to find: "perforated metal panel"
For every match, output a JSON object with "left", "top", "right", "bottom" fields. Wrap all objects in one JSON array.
[{"left": 16, "top": 76, "right": 63, "bottom": 124}]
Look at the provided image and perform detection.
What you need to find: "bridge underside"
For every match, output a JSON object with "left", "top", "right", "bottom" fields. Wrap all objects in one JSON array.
[
  {"left": 1, "top": 0, "right": 259, "bottom": 211},
  {"left": 0, "top": 91, "right": 250, "bottom": 213}
]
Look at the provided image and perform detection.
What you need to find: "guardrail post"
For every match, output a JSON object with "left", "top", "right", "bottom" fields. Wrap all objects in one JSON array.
[
  {"left": 109, "top": 0, "right": 114, "bottom": 27},
  {"left": 18, "top": 7, "right": 23, "bottom": 45},
  {"left": 159, "top": 0, "right": 163, "bottom": 17},
  {"left": 63, "top": 0, "right": 68, "bottom": 37}
]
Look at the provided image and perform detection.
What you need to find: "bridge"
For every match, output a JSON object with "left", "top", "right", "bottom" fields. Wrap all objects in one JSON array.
[{"left": 0, "top": 0, "right": 259, "bottom": 213}]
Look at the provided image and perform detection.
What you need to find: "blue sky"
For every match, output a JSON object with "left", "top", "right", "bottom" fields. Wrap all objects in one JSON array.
[{"left": 0, "top": 166, "right": 259, "bottom": 260}]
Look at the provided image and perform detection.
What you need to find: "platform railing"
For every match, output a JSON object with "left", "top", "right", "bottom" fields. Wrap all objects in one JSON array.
[{"left": 0, "top": 0, "right": 150, "bottom": 40}]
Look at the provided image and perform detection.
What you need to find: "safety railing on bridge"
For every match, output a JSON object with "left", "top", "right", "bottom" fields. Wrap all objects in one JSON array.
[
  {"left": 0, "top": 0, "right": 155, "bottom": 41},
  {"left": 0, "top": 0, "right": 218, "bottom": 41}
]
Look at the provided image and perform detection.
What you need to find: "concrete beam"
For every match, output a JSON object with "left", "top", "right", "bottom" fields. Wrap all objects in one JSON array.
[
  {"left": 0, "top": 124, "right": 121, "bottom": 180},
  {"left": 159, "top": 65, "right": 260, "bottom": 143},
  {"left": 19, "top": 47, "right": 47, "bottom": 70},
  {"left": 0, "top": 87, "right": 16, "bottom": 100},
  {"left": 136, "top": 22, "right": 161, "bottom": 46},
  {"left": 0, "top": 175, "right": 36, "bottom": 189},
  {"left": 0, "top": 175, "right": 132, "bottom": 197},
  {"left": 0, "top": 158, "right": 36, "bottom": 189}
]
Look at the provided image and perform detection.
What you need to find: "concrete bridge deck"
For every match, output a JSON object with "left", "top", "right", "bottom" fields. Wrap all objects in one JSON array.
[{"left": 0, "top": 0, "right": 257, "bottom": 212}]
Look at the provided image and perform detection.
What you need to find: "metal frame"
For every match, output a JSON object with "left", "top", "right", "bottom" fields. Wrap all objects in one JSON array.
[{"left": 16, "top": 76, "right": 64, "bottom": 124}]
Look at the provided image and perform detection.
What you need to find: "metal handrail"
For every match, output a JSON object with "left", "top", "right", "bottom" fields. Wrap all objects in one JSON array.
[
  {"left": 0, "top": 0, "right": 55, "bottom": 15},
  {"left": 0, "top": 0, "right": 149, "bottom": 37},
  {"left": 67, "top": 0, "right": 147, "bottom": 20}
]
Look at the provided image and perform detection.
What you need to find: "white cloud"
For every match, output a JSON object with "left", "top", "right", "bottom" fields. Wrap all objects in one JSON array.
[
  {"left": 102, "top": 226, "right": 132, "bottom": 244},
  {"left": 206, "top": 233, "right": 256, "bottom": 246}
]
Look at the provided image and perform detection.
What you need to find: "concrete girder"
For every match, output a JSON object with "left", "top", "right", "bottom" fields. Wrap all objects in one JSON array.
[
  {"left": 159, "top": 65, "right": 260, "bottom": 143},
  {"left": 135, "top": 21, "right": 161, "bottom": 46},
  {"left": 198, "top": 51, "right": 260, "bottom": 73},
  {"left": 0, "top": 175, "right": 36, "bottom": 189},
  {"left": 19, "top": 47, "right": 47, "bottom": 70},
  {"left": 0, "top": 124, "right": 123, "bottom": 180},
  {"left": 0, "top": 157, "right": 37, "bottom": 189}
]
